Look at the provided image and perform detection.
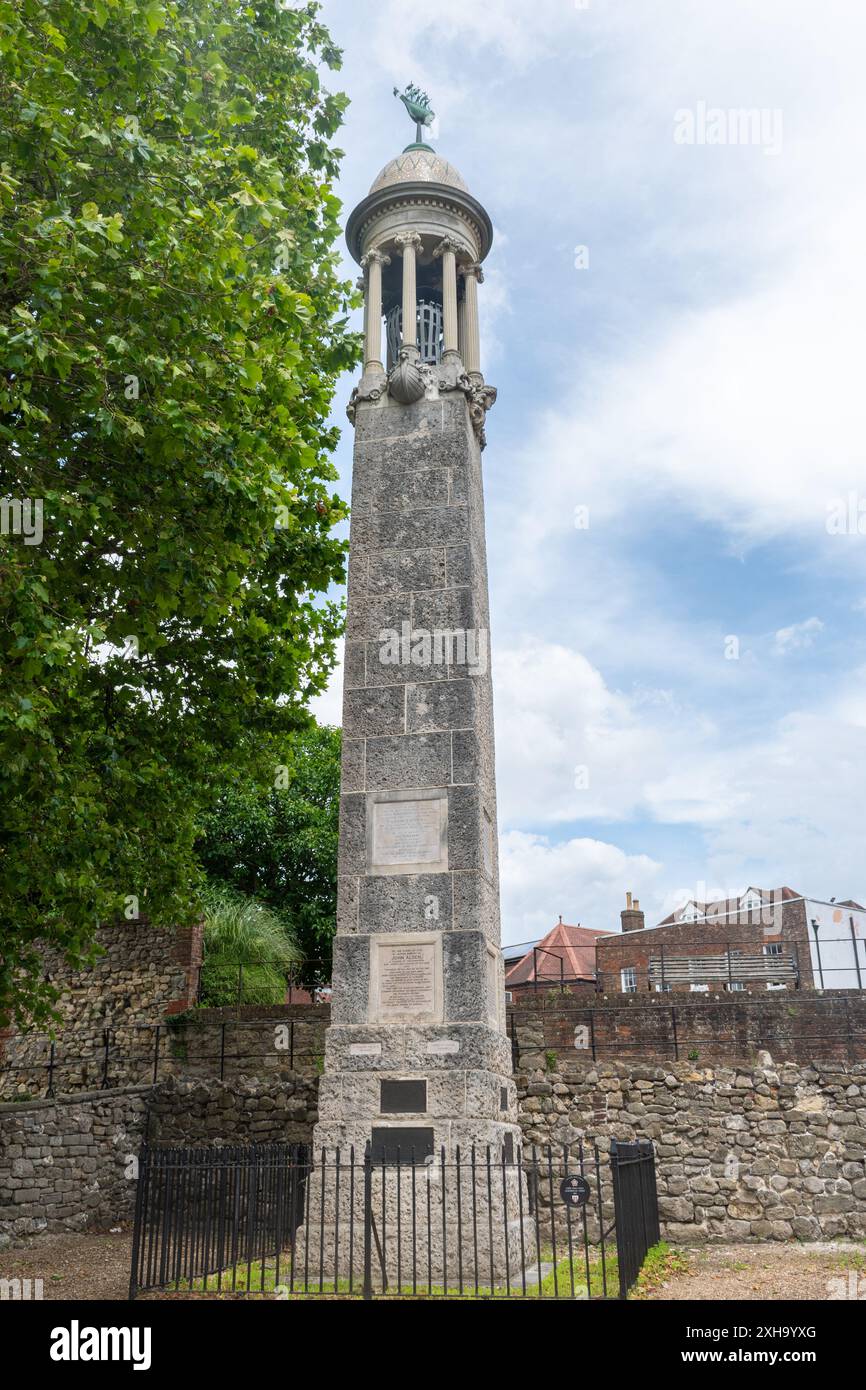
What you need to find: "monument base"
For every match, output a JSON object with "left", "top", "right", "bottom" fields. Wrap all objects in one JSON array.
[{"left": 293, "top": 1146, "right": 530, "bottom": 1292}]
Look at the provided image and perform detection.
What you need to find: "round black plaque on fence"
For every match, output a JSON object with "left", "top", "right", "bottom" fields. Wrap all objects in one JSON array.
[{"left": 560, "top": 1175, "right": 591, "bottom": 1208}]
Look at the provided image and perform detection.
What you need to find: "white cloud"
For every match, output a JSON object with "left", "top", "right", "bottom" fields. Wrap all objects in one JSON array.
[
  {"left": 494, "top": 640, "right": 688, "bottom": 826},
  {"left": 499, "top": 829, "right": 659, "bottom": 947},
  {"left": 773, "top": 617, "right": 824, "bottom": 654},
  {"left": 319, "top": 0, "right": 866, "bottom": 926}
]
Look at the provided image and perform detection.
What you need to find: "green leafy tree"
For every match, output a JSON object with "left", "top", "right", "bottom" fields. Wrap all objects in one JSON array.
[
  {"left": 0, "top": 0, "right": 361, "bottom": 1028},
  {"left": 199, "top": 883, "right": 300, "bottom": 1007},
  {"left": 198, "top": 722, "right": 340, "bottom": 983}
]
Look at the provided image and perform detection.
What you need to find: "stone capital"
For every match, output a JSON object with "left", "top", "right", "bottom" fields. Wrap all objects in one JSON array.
[
  {"left": 393, "top": 230, "right": 423, "bottom": 252},
  {"left": 459, "top": 261, "right": 485, "bottom": 284},
  {"left": 361, "top": 246, "right": 391, "bottom": 269},
  {"left": 433, "top": 236, "right": 464, "bottom": 260}
]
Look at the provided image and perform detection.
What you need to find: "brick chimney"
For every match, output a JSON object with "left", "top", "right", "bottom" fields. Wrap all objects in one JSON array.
[{"left": 621, "top": 891, "right": 645, "bottom": 933}]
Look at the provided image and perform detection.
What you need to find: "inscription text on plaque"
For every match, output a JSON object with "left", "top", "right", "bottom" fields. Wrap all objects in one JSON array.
[
  {"left": 367, "top": 791, "right": 447, "bottom": 875},
  {"left": 370, "top": 933, "right": 443, "bottom": 1024}
]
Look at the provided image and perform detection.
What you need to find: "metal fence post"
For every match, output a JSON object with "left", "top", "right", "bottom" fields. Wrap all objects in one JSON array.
[
  {"left": 609, "top": 1139, "right": 628, "bottom": 1300},
  {"left": 128, "top": 1143, "right": 149, "bottom": 1301},
  {"left": 851, "top": 918, "right": 863, "bottom": 990},
  {"left": 363, "top": 1141, "right": 373, "bottom": 1301}
]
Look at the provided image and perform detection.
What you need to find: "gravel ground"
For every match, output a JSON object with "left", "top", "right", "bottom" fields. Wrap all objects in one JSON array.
[
  {"left": 2, "top": 1232, "right": 864, "bottom": 1302},
  {"left": 0, "top": 1230, "right": 134, "bottom": 1301},
  {"left": 645, "top": 1241, "right": 866, "bottom": 1301}
]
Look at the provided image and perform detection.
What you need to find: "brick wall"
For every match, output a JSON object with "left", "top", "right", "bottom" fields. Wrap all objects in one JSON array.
[
  {"left": 594, "top": 900, "right": 813, "bottom": 992},
  {"left": 510, "top": 990, "right": 866, "bottom": 1065}
]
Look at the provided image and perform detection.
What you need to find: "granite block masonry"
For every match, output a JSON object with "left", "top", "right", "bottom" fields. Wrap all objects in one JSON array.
[
  {"left": 294, "top": 111, "right": 522, "bottom": 1283},
  {"left": 313, "top": 119, "right": 518, "bottom": 1178}
]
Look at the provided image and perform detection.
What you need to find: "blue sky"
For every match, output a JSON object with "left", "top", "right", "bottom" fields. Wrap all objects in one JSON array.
[{"left": 309, "top": 0, "right": 866, "bottom": 945}]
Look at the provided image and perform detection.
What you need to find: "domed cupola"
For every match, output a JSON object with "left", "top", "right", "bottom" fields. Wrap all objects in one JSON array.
[{"left": 345, "top": 84, "right": 496, "bottom": 443}]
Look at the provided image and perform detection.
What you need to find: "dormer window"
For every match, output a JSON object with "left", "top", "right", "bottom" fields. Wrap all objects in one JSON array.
[
  {"left": 680, "top": 902, "right": 699, "bottom": 922},
  {"left": 740, "top": 890, "right": 763, "bottom": 912}
]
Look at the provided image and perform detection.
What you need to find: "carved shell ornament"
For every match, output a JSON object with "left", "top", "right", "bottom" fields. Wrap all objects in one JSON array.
[{"left": 387, "top": 352, "right": 427, "bottom": 405}]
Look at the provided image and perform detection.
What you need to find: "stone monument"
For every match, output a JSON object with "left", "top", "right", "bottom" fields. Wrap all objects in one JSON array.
[{"left": 301, "top": 88, "right": 521, "bottom": 1287}]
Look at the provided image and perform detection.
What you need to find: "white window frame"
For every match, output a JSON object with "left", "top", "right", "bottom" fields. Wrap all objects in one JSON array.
[
  {"left": 690, "top": 982, "right": 709, "bottom": 993},
  {"left": 621, "top": 966, "right": 637, "bottom": 994}
]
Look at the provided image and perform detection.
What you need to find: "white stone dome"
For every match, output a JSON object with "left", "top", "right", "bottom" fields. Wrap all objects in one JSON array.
[{"left": 369, "top": 147, "right": 469, "bottom": 195}]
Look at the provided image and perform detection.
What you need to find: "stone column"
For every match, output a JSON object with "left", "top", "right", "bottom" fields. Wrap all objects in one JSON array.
[
  {"left": 460, "top": 262, "right": 484, "bottom": 382},
  {"left": 360, "top": 247, "right": 390, "bottom": 375},
  {"left": 434, "top": 238, "right": 460, "bottom": 360},
  {"left": 395, "top": 232, "right": 422, "bottom": 356}
]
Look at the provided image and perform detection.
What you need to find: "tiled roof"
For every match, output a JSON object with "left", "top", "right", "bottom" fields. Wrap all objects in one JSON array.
[
  {"left": 657, "top": 886, "right": 801, "bottom": 927},
  {"left": 505, "top": 922, "right": 607, "bottom": 986}
]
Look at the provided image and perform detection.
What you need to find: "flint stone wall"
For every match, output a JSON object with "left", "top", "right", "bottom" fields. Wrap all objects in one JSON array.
[
  {"left": 0, "top": 1077, "right": 317, "bottom": 1245},
  {"left": 517, "top": 1056, "right": 866, "bottom": 1243},
  {"left": 146, "top": 1075, "right": 319, "bottom": 1148},
  {"left": 0, "top": 920, "right": 203, "bottom": 1099}
]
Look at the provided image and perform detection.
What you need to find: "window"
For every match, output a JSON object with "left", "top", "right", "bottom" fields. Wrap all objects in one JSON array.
[
  {"left": 621, "top": 967, "right": 637, "bottom": 994},
  {"left": 727, "top": 982, "right": 745, "bottom": 992},
  {"left": 740, "top": 891, "right": 763, "bottom": 912},
  {"left": 763, "top": 942, "right": 783, "bottom": 957},
  {"left": 654, "top": 982, "right": 672, "bottom": 993},
  {"left": 766, "top": 981, "right": 786, "bottom": 991},
  {"left": 690, "top": 983, "right": 709, "bottom": 993},
  {"left": 680, "top": 902, "right": 699, "bottom": 922}
]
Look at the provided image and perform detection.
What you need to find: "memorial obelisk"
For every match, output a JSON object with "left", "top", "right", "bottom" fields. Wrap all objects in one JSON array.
[{"left": 305, "top": 92, "right": 519, "bottom": 1278}]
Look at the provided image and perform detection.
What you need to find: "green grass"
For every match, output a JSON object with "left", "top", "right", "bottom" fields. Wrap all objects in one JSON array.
[
  {"left": 170, "top": 1245, "right": 619, "bottom": 1300},
  {"left": 628, "top": 1241, "right": 690, "bottom": 1299}
]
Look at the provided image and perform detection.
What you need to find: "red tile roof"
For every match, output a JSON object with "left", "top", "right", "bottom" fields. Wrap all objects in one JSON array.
[{"left": 505, "top": 922, "right": 607, "bottom": 986}]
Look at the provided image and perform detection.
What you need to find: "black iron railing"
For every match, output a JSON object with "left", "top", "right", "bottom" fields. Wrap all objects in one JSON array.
[
  {"left": 609, "top": 1140, "right": 660, "bottom": 1298},
  {"left": 128, "top": 1140, "right": 660, "bottom": 1301}
]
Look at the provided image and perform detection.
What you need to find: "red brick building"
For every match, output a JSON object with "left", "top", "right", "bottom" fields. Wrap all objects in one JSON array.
[{"left": 596, "top": 887, "right": 866, "bottom": 995}]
